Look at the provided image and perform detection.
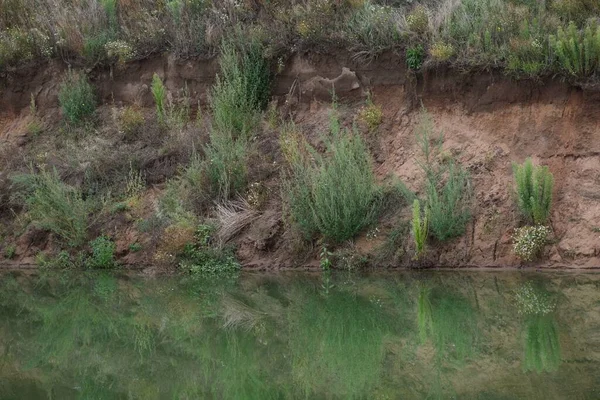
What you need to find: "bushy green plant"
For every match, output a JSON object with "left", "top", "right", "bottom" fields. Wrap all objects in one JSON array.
[
  {"left": 58, "top": 71, "right": 96, "bottom": 124},
  {"left": 86, "top": 236, "right": 117, "bottom": 269},
  {"left": 512, "top": 225, "right": 550, "bottom": 262},
  {"left": 426, "top": 162, "right": 472, "bottom": 242},
  {"left": 550, "top": 21, "right": 600, "bottom": 77},
  {"left": 411, "top": 199, "right": 428, "bottom": 260},
  {"left": 283, "top": 125, "right": 382, "bottom": 243},
  {"left": 406, "top": 44, "right": 425, "bottom": 70},
  {"left": 151, "top": 73, "right": 166, "bottom": 123},
  {"left": 4, "top": 245, "right": 16, "bottom": 260},
  {"left": 358, "top": 98, "right": 383, "bottom": 131},
  {"left": 12, "top": 167, "right": 89, "bottom": 247},
  {"left": 512, "top": 158, "right": 554, "bottom": 225},
  {"left": 179, "top": 225, "right": 240, "bottom": 277},
  {"left": 210, "top": 38, "right": 271, "bottom": 137},
  {"left": 204, "top": 130, "right": 249, "bottom": 200}
]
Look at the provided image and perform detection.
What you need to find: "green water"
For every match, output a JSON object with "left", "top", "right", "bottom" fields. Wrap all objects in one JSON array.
[{"left": 0, "top": 270, "right": 599, "bottom": 399}]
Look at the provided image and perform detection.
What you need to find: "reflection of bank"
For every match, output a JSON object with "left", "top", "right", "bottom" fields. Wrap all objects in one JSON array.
[{"left": 516, "top": 281, "right": 561, "bottom": 373}]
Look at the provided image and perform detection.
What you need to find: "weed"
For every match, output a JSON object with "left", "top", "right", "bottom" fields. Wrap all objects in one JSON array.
[
  {"left": 411, "top": 199, "right": 428, "bottom": 260},
  {"left": 426, "top": 162, "right": 472, "bottom": 242},
  {"left": 58, "top": 71, "right": 96, "bottom": 124},
  {"left": 119, "top": 106, "right": 145, "bottom": 138},
  {"left": 406, "top": 5, "right": 429, "bottom": 34},
  {"left": 129, "top": 243, "right": 142, "bottom": 252},
  {"left": 4, "top": 245, "right": 16, "bottom": 259},
  {"left": 179, "top": 225, "right": 240, "bottom": 277},
  {"left": 319, "top": 246, "right": 333, "bottom": 271},
  {"left": 358, "top": 97, "right": 383, "bottom": 131},
  {"left": 204, "top": 130, "right": 249, "bottom": 200},
  {"left": 429, "top": 41, "right": 455, "bottom": 62},
  {"left": 12, "top": 167, "right": 89, "bottom": 247},
  {"left": 283, "top": 123, "right": 382, "bottom": 243},
  {"left": 406, "top": 45, "right": 425, "bottom": 70},
  {"left": 513, "top": 158, "right": 554, "bottom": 225},
  {"left": 86, "top": 236, "right": 117, "bottom": 269},
  {"left": 512, "top": 225, "right": 550, "bottom": 262},
  {"left": 151, "top": 73, "right": 166, "bottom": 124}
]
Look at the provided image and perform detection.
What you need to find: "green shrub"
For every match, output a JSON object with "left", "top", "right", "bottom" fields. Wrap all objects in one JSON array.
[
  {"left": 406, "top": 45, "right": 425, "bottom": 70},
  {"left": 411, "top": 199, "right": 428, "bottom": 260},
  {"left": 151, "top": 73, "right": 166, "bottom": 123},
  {"left": 4, "top": 245, "right": 16, "bottom": 260},
  {"left": 178, "top": 225, "right": 240, "bottom": 277},
  {"left": 512, "top": 225, "right": 550, "bottom": 262},
  {"left": 426, "top": 162, "right": 472, "bottom": 242},
  {"left": 283, "top": 125, "right": 382, "bottom": 243},
  {"left": 512, "top": 158, "right": 554, "bottom": 225},
  {"left": 549, "top": 21, "right": 600, "bottom": 77},
  {"left": 58, "top": 71, "right": 96, "bottom": 124},
  {"left": 12, "top": 167, "right": 89, "bottom": 247},
  {"left": 204, "top": 130, "right": 249, "bottom": 201},
  {"left": 86, "top": 236, "right": 117, "bottom": 269},
  {"left": 210, "top": 38, "right": 271, "bottom": 136}
]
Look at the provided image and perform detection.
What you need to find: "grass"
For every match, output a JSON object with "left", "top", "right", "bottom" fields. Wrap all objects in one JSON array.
[
  {"left": 412, "top": 199, "right": 428, "bottom": 260},
  {"left": 3, "top": 1, "right": 600, "bottom": 82},
  {"left": 58, "top": 71, "right": 96, "bottom": 124},
  {"left": 283, "top": 120, "right": 382, "bottom": 243},
  {"left": 12, "top": 167, "right": 89, "bottom": 248}
]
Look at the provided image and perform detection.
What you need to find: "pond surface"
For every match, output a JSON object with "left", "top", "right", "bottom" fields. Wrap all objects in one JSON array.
[{"left": 0, "top": 270, "right": 599, "bottom": 399}]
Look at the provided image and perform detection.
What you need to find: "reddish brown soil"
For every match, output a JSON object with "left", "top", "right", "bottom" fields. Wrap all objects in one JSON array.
[{"left": 1, "top": 52, "right": 599, "bottom": 269}]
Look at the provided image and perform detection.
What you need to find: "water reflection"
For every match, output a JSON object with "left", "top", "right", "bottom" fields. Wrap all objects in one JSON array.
[{"left": 0, "top": 270, "right": 598, "bottom": 399}]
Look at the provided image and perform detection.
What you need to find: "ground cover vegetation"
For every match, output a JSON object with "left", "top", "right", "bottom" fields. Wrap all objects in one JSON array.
[{"left": 2, "top": 0, "right": 600, "bottom": 82}]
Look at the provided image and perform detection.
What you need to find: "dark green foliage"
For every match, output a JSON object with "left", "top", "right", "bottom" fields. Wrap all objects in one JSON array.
[
  {"left": 513, "top": 158, "right": 554, "bottom": 225},
  {"left": 58, "top": 71, "right": 96, "bottom": 124},
  {"left": 406, "top": 44, "right": 425, "bottom": 70},
  {"left": 86, "top": 236, "right": 117, "bottom": 269},
  {"left": 179, "top": 225, "right": 240, "bottom": 277}
]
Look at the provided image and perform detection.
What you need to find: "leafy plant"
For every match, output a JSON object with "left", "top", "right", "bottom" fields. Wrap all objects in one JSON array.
[
  {"left": 179, "top": 225, "right": 240, "bottom": 277},
  {"left": 406, "top": 44, "right": 425, "bottom": 70},
  {"left": 549, "top": 21, "right": 600, "bottom": 77},
  {"left": 204, "top": 130, "right": 249, "bottom": 200},
  {"left": 12, "top": 167, "right": 89, "bottom": 247},
  {"left": 210, "top": 38, "right": 271, "bottom": 137},
  {"left": 358, "top": 97, "right": 383, "bottom": 131},
  {"left": 58, "top": 71, "right": 96, "bottom": 124},
  {"left": 151, "top": 73, "right": 166, "bottom": 124},
  {"left": 411, "top": 199, "right": 428, "bottom": 260},
  {"left": 512, "top": 225, "right": 550, "bottom": 262},
  {"left": 3, "top": 245, "right": 16, "bottom": 259},
  {"left": 86, "top": 236, "right": 117, "bottom": 269},
  {"left": 513, "top": 158, "right": 554, "bottom": 225}
]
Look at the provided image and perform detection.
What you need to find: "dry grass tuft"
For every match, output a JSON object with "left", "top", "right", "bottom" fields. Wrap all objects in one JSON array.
[{"left": 216, "top": 198, "right": 260, "bottom": 244}]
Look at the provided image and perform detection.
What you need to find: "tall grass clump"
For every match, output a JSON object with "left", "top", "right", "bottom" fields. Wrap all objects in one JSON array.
[
  {"left": 210, "top": 38, "right": 271, "bottom": 137},
  {"left": 426, "top": 162, "right": 472, "bottom": 241},
  {"left": 512, "top": 158, "right": 554, "bottom": 225},
  {"left": 204, "top": 130, "right": 249, "bottom": 200},
  {"left": 12, "top": 167, "right": 89, "bottom": 247},
  {"left": 550, "top": 21, "right": 600, "bottom": 78},
  {"left": 151, "top": 73, "right": 166, "bottom": 124},
  {"left": 283, "top": 124, "right": 382, "bottom": 243},
  {"left": 415, "top": 110, "right": 472, "bottom": 242},
  {"left": 411, "top": 199, "right": 428, "bottom": 260},
  {"left": 58, "top": 71, "right": 96, "bottom": 124}
]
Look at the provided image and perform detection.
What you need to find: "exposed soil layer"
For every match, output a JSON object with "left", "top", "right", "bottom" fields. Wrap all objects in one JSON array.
[{"left": 1, "top": 52, "right": 599, "bottom": 269}]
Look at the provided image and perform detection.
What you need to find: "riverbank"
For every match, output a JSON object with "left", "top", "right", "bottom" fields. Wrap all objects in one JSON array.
[{"left": 1, "top": 50, "right": 599, "bottom": 271}]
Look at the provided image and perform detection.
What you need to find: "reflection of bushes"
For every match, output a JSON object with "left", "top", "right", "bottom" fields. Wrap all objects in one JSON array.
[
  {"left": 524, "top": 314, "right": 561, "bottom": 373},
  {"left": 516, "top": 282, "right": 561, "bottom": 373},
  {"left": 417, "top": 285, "right": 478, "bottom": 361}
]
